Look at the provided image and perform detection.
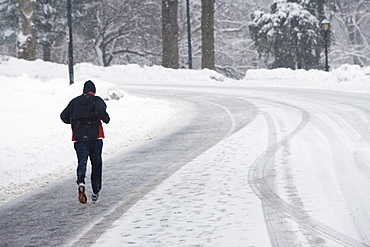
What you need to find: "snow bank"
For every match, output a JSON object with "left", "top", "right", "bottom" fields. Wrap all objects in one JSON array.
[
  {"left": 1, "top": 55, "right": 370, "bottom": 204},
  {"left": 245, "top": 65, "right": 370, "bottom": 92},
  {"left": 0, "top": 57, "right": 195, "bottom": 204},
  {"left": 0, "top": 56, "right": 226, "bottom": 85},
  {"left": 74, "top": 63, "right": 226, "bottom": 84}
]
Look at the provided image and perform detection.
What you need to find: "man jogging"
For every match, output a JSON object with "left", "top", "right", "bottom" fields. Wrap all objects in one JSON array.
[{"left": 61, "top": 80, "right": 110, "bottom": 204}]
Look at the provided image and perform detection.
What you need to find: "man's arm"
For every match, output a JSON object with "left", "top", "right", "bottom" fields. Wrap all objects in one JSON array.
[
  {"left": 95, "top": 97, "right": 110, "bottom": 124},
  {"left": 60, "top": 102, "right": 72, "bottom": 124}
]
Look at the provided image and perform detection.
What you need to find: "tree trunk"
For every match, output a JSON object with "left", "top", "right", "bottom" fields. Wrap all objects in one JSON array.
[
  {"left": 162, "top": 0, "right": 179, "bottom": 69},
  {"left": 201, "top": 0, "right": 215, "bottom": 70},
  {"left": 41, "top": 0, "right": 52, "bottom": 62},
  {"left": 42, "top": 44, "right": 51, "bottom": 61},
  {"left": 18, "top": 0, "right": 36, "bottom": 61}
]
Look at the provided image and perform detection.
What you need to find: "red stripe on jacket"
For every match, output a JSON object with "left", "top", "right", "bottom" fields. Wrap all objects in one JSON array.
[{"left": 97, "top": 119, "right": 105, "bottom": 139}]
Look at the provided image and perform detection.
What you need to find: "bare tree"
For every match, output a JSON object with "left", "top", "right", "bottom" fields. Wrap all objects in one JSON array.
[
  {"left": 177, "top": 0, "right": 267, "bottom": 78},
  {"left": 162, "top": 0, "right": 179, "bottom": 69},
  {"left": 18, "top": 0, "right": 36, "bottom": 60},
  {"left": 329, "top": 0, "right": 370, "bottom": 66},
  {"left": 214, "top": 0, "right": 264, "bottom": 78},
  {"left": 201, "top": 0, "right": 215, "bottom": 70},
  {"left": 76, "top": 0, "right": 161, "bottom": 67},
  {"left": 35, "top": 0, "right": 66, "bottom": 62}
]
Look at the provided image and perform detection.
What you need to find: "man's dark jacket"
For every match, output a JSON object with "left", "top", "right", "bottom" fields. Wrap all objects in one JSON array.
[{"left": 60, "top": 81, "right": 110, "bottom": 142}]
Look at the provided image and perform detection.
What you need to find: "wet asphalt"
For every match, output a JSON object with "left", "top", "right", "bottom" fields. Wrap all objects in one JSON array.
[{"left": 0, "top": 88, "right": 257, "bottom": 247}]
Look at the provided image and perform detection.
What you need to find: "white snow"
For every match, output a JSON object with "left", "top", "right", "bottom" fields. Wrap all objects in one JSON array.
[{"left": 1, "top": 56, "right": 370, "bottom": 246}]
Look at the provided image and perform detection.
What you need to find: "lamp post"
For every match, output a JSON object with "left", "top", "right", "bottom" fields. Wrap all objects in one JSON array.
[
  {"left": 67, "top": 0, "right": 74, "bottom": 84},
  {"left": 186, "top": 0, "right": 192, "bottom": 69},
  {"left": 320, "top": 19, "right": 330, "bottom": 72}
]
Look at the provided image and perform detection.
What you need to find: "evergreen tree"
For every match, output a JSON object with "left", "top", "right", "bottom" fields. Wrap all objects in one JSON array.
[
  {"left": 289, "top": 0, "right": 326, "bottom": 20},
  {"left": 249, "top": 1, "right": 324, "bottom": 69}
]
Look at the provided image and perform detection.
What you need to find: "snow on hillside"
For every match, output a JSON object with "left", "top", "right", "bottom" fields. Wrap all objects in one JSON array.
[{"left": 0, "top": 56, "right": 370, "bottom": 204}]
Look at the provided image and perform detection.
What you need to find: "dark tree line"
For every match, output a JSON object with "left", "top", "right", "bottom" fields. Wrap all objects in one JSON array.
[{"left": 0, "top": 0, "right": 369, "bottom": 79}]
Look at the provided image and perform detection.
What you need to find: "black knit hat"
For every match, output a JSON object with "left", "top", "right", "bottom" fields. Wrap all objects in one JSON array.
[{"left": 83, "top": 80, "right": 96, "bottom": 94}]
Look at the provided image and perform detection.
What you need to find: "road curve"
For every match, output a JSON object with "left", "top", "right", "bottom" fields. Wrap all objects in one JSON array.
[
  {"left": 0, "top": 86, "right": 258, "bottom": 247},
  {"left": 0, "top": 85, "right": 369, "bottom": 247}
]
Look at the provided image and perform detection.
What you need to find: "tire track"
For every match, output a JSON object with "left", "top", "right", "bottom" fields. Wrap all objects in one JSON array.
[
  {"left": 291, "top": 98, "right": 370, "bottom": 244},
  {"left": 310, "top": 110, "right": 370, "bottom": 244},
  {"left": 254, "top": 102, "right": 324, "bottom": 247},
  {"left": 248, "top": 100, "right": 370, "bottom": 247}
]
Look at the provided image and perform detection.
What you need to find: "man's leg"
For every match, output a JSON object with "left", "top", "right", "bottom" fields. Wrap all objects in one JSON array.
[
  {"left": 74, "top": 141, "right": 90, "bottom": 203},
  {"left": 74, "top": 141, "right": 89, "bottom": 185},
  {"left": 90, "top": 139, "right": 103, "bottom": 195}
]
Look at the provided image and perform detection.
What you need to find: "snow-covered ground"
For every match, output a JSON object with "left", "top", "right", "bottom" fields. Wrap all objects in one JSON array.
[
  {"left": 0, "top": 57, "right": 195, "bottom": 203},
  {"left": 1, "top": 56, "right": 370, "bottom": 246}
]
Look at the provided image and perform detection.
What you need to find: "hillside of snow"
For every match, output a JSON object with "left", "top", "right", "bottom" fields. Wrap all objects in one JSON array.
[{"left": 1, "top": 56, "right": 370, "bottom": 204}]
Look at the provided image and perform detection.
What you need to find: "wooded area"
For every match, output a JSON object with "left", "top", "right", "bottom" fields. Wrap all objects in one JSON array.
[{"left": 0, "top": 0, "right": 369, "bottom": 79}]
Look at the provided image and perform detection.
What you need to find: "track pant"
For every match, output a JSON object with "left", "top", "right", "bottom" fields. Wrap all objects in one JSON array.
[{"left": 74, "top": 139, "right": 103, "bottom": 195}]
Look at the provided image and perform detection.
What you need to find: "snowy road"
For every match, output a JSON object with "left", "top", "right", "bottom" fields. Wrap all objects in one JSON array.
[
  {"left": 246, "top": 90, "right": 370, "bottom": 246},
  {"left": 1, "top": 85, "right": 370, "bottom": 246},
  {"left": 94, "top": 85, "right": 370, "bottom": 247},
  {"left": 0, "top": 85, "right": 256, "bottom": 246}
]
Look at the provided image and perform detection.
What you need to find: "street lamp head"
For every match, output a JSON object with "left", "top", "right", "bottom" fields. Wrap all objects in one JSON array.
[
  {"left": 320, "top": 19, "right": 330, "bottom": 71},
  {"left": 320, "top": 19, "right": 330, "bottom": 31}
]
